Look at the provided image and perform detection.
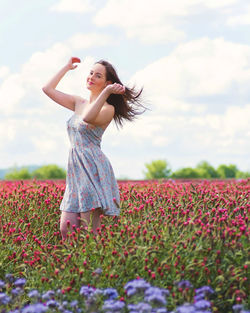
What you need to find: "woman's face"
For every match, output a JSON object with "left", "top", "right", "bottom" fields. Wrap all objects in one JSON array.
[{"left": 86, "top": 63, "right": 111, "bottom": 93}]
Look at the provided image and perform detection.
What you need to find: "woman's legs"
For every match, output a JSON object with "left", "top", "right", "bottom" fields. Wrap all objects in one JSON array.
[
  {"left": 92, "top": 207, "right": 102, "bottom": 235},
  {"left": 60, "top": 211, "right": 80, "bottom": 240},
  {"left": 80, "top": 211, "right": 91, "bottom": 230},
  {"left": 60, "top": 207, "right": 103, "bottom": 239},
  {"left": 80, "top": 207, "right": 102, "bottom": 235}
]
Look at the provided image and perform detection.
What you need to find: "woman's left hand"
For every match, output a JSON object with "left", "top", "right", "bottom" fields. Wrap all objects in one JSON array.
[{"left": 106, "top": 83, "right": 126, "bottom": 95}]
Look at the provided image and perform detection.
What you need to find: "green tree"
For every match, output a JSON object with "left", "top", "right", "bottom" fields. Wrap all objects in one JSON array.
[
  {"left": 196, "top": 160, "right": 219, "bottom": 178},
  {"left": 171, "top": 167, "right": 201, "bottom": 179},
  {"left": 31, "top": 164, "right": 66, "bottom": 179},
  {"left": 143, "top": 159, "right": 171, "bottom": 179},
  {"left": 5, "top": 167, "right": 31, "bottom": 180},
  {"left": 236, "top": 170, "right": 250, "bottom": 179},
  {"left": 217, "top": 164, "right": 238, "bottom": 178}
]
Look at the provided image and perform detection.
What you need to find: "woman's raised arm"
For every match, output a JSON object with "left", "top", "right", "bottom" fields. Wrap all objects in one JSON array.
[{"left": 42, "top": 57, "right": 81, "bottom": 111}]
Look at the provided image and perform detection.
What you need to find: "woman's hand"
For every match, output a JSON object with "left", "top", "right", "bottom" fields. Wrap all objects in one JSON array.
[
  {"left": 67, "top": 57, "right": 81, "bottom": 70},
  {"left": 106, "top": 83, "right": 126, "bottom": 95}
]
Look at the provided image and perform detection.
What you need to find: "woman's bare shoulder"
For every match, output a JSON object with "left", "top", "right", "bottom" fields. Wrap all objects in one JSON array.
[
  {"left": 74, "top": 95, "right": 88, "bottom": 112},
  {"left": 74, "top": 95, "right": 87, "bottom": 104}
]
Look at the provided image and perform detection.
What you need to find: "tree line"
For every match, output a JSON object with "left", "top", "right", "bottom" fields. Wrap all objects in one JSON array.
[
  {"left": 2, "top": 160, "right": 249, "bottom": 180},
  {"left": 4, "top": 164, "right": 66, "bottom": 180},
  {"left": 144, "top": 160, "right": 250, "bottom": 179}
]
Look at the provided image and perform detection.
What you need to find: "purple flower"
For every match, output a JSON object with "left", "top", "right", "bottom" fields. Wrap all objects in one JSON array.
[
  {"left": 127, "top": 303, "right": 137, "bottom": 310},
  {"left": 102, "top": 299, "right": 125, "bottom": 311},
  {"left": 70, "top": 300, "right": 78, "bottom": 307},
  {"left": 0, "top": 280, "right": 5, "bottom": 289},
  {"left": 93, "top": 267, "right": 102, "bottom": 275},
  {"left": 161, "top": 289, "right": 170, "bottom": 297},
  {"left": 0, "top": 292, "right": 11, "bottom": 305},
  {"left": 126, "top": 287, "right": 137, "bottom": 297},
  {"left": 195, "top": 286, "right": 214, "bottom": 296},
  {"left": 5, "top": 274, "right": 15, "bottom": 283},
  {"left": 103, "top": 288, "right": 119, "bottom": 300},
  {"left": 14, "top": 278, "right": 26, "bottom": 288},
  {"left": 42, "top": 290, "right": 55, "bottom": 300},
  {"left": 157, "top": 309, "right": 168, "bottom": 313},
  {"left": 11, "top": 288, "right": 23, "bottom": 297},
  {"left": 124, "top": 278, "right": 151, "bottom": 296},
  {"left": 46, "top": 299, "right": 58, "bottom": 308},
  {"left": 177, "top": 280, "right": 193, "bottom": 289},
  {"left": 194, "top": 300, "right": 211, "bottom": 310},
  {"left": 79, "top": 285, "right": 95, "bottom": 297},
  {"left": 153, "top": 308, "right": 168, "bottom": 313},
  {"left": 22, "top": 303, "right": 48, "bottom": 313},
  {"left": 176, "top": 304, "right": 196, "bottom": 313},
  {"left": 144, "top": 287, "right": 163, "bottom": 296},
  {"left": 233, "top": 305, "right": 244, "bottom": 313},
  {"left": 194, "top": 293, "right": 205, "bottom": 301},
  {"left": 145, "top": 293, "right": 166, "bottom": 306},
  {"left": 93, "top": 288, "right": 104, "bottom": 296},
  {"left": 28, "top": 289, "right": 40, "bottom": 298},
  {"left": 124, "top": 278, "right": 151, "bottom": 290},
  {"left": 61, "top": 300, "right": 69, "bottom": 308},
  {"left": 128, "top": 302, "right": 152, "bottom": 313},
  {"left": 144, "top": 287, "right": 167, "bottom": 306}
]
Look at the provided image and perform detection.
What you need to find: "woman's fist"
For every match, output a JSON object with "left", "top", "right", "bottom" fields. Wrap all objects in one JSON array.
[
  {"left": 67, "top": 57, "right": 81, "bottom": 70},
  {"left": 106, "top": 83, "right": 126, "bottom": 95}
]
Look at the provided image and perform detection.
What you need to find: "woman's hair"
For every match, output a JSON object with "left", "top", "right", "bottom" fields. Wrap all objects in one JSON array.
[{"left": 95, "top": 60, "right": 151, "bottom": 129}]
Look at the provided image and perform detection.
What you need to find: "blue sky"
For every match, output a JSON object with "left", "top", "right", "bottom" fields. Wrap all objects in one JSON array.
[{"left": 0, "top": 0, "right": 250, "bottom": 179}]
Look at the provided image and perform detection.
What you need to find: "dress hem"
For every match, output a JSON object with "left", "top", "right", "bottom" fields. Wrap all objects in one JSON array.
[
  {"left": 60, "top": 209, "right": 120, "bottom": 217},
  {"left": 60, "top": 206, "right": 120, "bottom": 216}
]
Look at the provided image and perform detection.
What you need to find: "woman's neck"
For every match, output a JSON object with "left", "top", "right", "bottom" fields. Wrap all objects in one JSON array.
[{"left": 89, "top": 91, "right": 100, "bottom": 104}]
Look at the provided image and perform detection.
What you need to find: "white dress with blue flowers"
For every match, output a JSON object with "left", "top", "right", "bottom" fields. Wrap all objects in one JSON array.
[{"left": 59, "top": 113, "right": 120, "bottom": 216}]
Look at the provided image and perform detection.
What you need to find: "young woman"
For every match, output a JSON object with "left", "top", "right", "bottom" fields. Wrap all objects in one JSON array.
[{"left": 42, "top": 57, "right": 148, "bottom": 240}]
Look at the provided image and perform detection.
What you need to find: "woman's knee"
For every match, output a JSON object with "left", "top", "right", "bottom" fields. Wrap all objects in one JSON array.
[
  {"left": 80, "top": 212, "right": 91, "bottom": 225},
  {"left": 60, "top": 212, "right": 80, "bottom": 234}
]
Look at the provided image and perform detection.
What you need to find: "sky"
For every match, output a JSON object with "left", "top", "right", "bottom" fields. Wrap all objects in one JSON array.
[{"left": 0, "top": 0, "right": 250, "bottom": 179}]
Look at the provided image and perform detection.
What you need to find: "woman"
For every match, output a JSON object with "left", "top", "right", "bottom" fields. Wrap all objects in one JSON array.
[{"left": 42, "top": 57, "right": 148, "bottom": 240}]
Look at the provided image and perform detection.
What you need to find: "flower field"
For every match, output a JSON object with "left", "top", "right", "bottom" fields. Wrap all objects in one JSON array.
[{"left": 0, "top": 179, "right": 249, "bottom": 312}]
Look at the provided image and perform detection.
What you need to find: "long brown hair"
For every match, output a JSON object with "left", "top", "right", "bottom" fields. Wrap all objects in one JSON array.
[{"left": 95, "top": 60, "right": 151, "bottom": 129}]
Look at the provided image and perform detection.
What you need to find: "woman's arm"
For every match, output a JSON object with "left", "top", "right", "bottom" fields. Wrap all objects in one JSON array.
[
  {"left": 42, "top": 57, "right": 81, "bottom": 111},
  {"left": 83, "top": 83, "right": 125, "bottom": 124}
]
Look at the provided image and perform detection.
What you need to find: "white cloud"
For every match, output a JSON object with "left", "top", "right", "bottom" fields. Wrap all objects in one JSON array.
[
  {"left": 0, "top": 66, "right": 10, "bottom": 79},
  {"left": 129, "top": 37, "right": 250, "bottom": 100},
  {"left": 98, "top": 37, "right": 250, "bottom": 172},
  {"left": 0, "top": 30, "right": 116, "bottom": 169},
  {"left": 93, "top": 0, "right": 240, "bottom": 44},
  {"left": 127, "top": 24, "right": 185, "bottom": 45},
  {"left": 115, "top": 37, "right": 250, "bottom": 173},
  {"left": 200, "top": 0, "right": 238, "bottom": 8},
  {"left": 49, "top": 0, "right": 96, "bottom": 13},
  {"left": 104, "top": 100, "right": 250, "bottom": 178},
  {"left": 0, "top": 116, "right": 70, "bottom": 168},
  {"left": 93, "top": 0, "right": 187, "bottom": 44},
  {"left": 0, "top": 32, "right": 113, "bottom": 116},
  {"left": 153, "top": 135, "right": 171, "bottom": 147},
  {"left": 1, "top": 27, "right": 250, "bottom": 176},
  {"left": 0, "top": 73, "right": 26, "bottom": 115},
  {"left": 226, "top": 3, "right": 250, "bottom": 26},
  {"left": 67, "top": 32, "right": 114, "bottom": 50}
]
